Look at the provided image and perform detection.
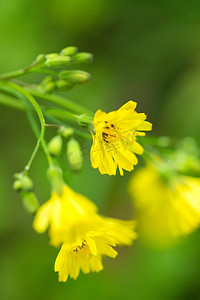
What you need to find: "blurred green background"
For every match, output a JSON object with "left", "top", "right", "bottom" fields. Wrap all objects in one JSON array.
[{"left": 1, "top": 0, "right": 200, "bottom": 299}]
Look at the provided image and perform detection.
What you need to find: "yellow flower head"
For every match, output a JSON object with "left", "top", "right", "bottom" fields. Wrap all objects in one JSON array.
[
  {"left": 90, "top": 101, "right": 152, "bottom": 175},
  {"left": 128, "top": 163, "right": 200, "bottom": 246},
  {"left": 33, "top": 184, "right": 97, "bottom": 247},
  {"left": 55, "top": 216, "right": 137, "bottom": 282}
]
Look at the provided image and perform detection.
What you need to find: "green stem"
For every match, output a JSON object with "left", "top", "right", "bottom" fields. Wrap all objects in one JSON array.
[
  {"left": 27, "top": 88, "right": 93, "bottom": 115},
  {"left": 2, "top": 81, "right": 53, "bottom": 172},
  {"left": 44, "top": 107, "right": 79, "bottom": 123},
  {"left": 0, "top": 92, "right": 25, "bottom": 111},
  {"left": 0, "top": 91, "right": 92, "bottom": 139},
  {"left": 45, "top": 113, "right": 92, "bottom": 140},
  {"left": 0, "top": 55, "right": 45, "bottom": 80}
]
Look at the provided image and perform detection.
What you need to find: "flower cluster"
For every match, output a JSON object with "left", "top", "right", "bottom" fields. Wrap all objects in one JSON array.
[
  {"left": 6, "top": 46, "right": 200, "bottom": 283},
  {"left": 33, "top": 182, "right": 137, "bottom": 282}
]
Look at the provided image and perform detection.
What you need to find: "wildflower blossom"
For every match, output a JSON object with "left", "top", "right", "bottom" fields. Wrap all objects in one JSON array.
[
  {"left": 33, "top": 184, "right": 97, "bottom": 246},
  {"left": 128, "top": 163, "right": 200, "bottom": 246},
  {"left": 33, "top": 182, "right": 137, "bottom": 281},
  {"left": 55, "top": 216, "right": 137, "bottom": 282},
  {"left": 90, "top": 101, "right": 152, "bottom": 176}
]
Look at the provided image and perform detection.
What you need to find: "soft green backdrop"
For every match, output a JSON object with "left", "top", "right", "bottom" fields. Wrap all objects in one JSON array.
[{"left": 0, "top": 1, "right": 200, "bottom": 299}]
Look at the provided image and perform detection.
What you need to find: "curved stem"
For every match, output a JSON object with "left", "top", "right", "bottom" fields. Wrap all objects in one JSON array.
[
  {"left": 0, "top": 91, "right": 92, "bottom": 139},
  {"left": 26, "top": 88, "right": 93, "bottom": 115},
  {"left": 0, "top": 55, "right": 45, "bottom": 80},
  {"left": 2, "top": 81, "right": 53, "bottom": 172}
]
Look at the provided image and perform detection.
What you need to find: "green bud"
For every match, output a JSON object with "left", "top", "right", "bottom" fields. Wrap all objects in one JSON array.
[
  {"left": 42, "top": 75, "right": 54, "bottom": 84},
  {"left": 41, "top": 82, "right": 55, "bottom": 93},
  {"left": 45, "top": 56, "right": 72, "bottom": 67},
  {"left": 13, "top": 176, "right": 33, "bottom": 192},
  {"left": 47, "top": 166, "right": 63, "bottom": 195},
  {"left": 35, "top": 54, "right": 45, "bottom": 64},
  {"left": 45, "top": 53, "right": 59, "bottom": 60},
  {"left": 59, "top": 70, "right": 91, "bottom": 84},
  {"left": 58, "top": 126, "right": 74, "bottom": 138},
  {"left": 66, "top": 138, "right": 82, "bottom": 172},
  {"left": 21, "top": 192, "right": 39, "bottom": 214},
  {"left": 55, "top": 80, "right": 74, "bottom": 91},
  {"left": 13, "top": 179, "right": 22, "bottom": 192},
  {"left": 60, "top": 46, "right": 78, "bottom": 56},
  {"left": 72, "top": 52, "right": 93, "bottom": 64},
  {"left": 21, "top": 176, "right": 34, "bottom": 191},
  {"left": 48, "top": 135, "right": 63, "bottom": 157},
  {"left": 78, "top": 113, "right": 94, "bottom": 131}
]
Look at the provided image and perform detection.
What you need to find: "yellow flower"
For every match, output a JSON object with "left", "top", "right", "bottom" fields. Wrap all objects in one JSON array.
[
  {"left": 55, "top": 216, "right": 137, "bottom": 282},
  {"left": 90, "top": 101, "right": 152, "bottom": 175},
  {"left": 33, "top": 184, "right": 97, "bottom": 247},
  {"left": 33, "top": 182, "right": 137, "bottom": 282},
  {"left": 128, "top": 163, "right": 200, "bottom": 246}
]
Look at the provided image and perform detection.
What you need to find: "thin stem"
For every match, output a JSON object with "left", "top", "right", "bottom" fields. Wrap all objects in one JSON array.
[
  {"left": 2, "top": 81, "right": 53, "bottom": 172},
  {"left": 44, "top": 107, "right": 79, "bottom": 123},
  {"left": 0, "top": 92, "right": 25, "bottom": 111},
  {"left": 0, "top": 55, "right": 45, "bottom": 80},
  {"left": 45, "top": 113, "right": 92, "bottom": 140},
  {"left": 26, "top": 88, "right": 93, "bottom": 115},
  {"left": 0, "top": 91, "right": 92, "bottom": 139}
]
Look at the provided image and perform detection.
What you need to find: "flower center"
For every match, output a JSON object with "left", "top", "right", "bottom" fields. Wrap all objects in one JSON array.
[
  {"left": 72, "top": 240, "right": 87, "bottom": 253},
  {"left": 102, "top": 122, "right": 118, "bottom": 143}
]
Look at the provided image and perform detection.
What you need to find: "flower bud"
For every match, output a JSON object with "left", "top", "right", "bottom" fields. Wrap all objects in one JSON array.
[
  {"left": 48, "top": 135, "right": 63, "bottom": 157},
  {"left": 41, "top": 82, "right": 55, "bottom": 93},
  {"left": 58, "top": 126, "right": 74, "bottom": 138},
  {"left": 47, "top": 166, "right": 63, "bottom": 195},
  {"left": 72, "top": 52, "right": 93, "bottom": 64},
  {"left": 45, "top": 56, "right": 72, "bottom": 68},
  {"left": 55, "top": 80, "right": 74, "bottom": 91},
  {"left": 45, "top": 53, "right": 59, "bottom": 60},
  {"left": 13, "top": 175, "right": 33, "bottom": 192},
  {"left": 13, "top": 179, "right": 22, "bottom": 192},
  {"left": 78, "top": 113, "right": 94, "bottom": 130},
  {"left": 59, "top": 70, "right": 91, "bottom": 84},
  {"left": 66, "top": 138, "right": 82, "bottom": 172},
  {"left": 21, "top": 176, "right": 34, "bottom": 191},
  {"left": 21, "top": 191, "right": 39, "bottom": 214},
  {"left": 60, "top": 46, "right": 78, "bottom": 56}
]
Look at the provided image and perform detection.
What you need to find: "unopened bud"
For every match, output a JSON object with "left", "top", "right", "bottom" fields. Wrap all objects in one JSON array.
[
  {"left": 45, "top": 56, "right": 72, "bottom": 67},
  {"left": 21, "top": 176, "right": 34, "bottom": 191},
  {"left": 41, "top": 82, "right": 55, "bottom": 93},
  {"left": 45, "top": 53, "right": 59, "bottom": 60},
  {"left": 60, "top": 46, "right": 78, "bottom": 56},
  {"left": 47, "top": 166, "right": 63, "bottom": 195},
  {"left": 13, "top": 180, "right": 22, "bottom": 192},
  {"left": 55, "top": 80, "right": 74, "bottom": 91},
  {"left": 66, "top": 139, "right": 82, "bottom": 172},
  {"left": 78, "top": 113, "right": 94, "bottom": 130},
  {"left": 35, "top": 54, "right": 45, "bottom": 64},
  {"left": 13, "top": 175, "right": 33, "bottom": 192},
  {"left": 48, "top": 135, "right": 63, "bottom": 157},
  {"left": 58, "top": 126, "right": 74, "bottom": 138},
  {"left": 59, "top": 70, "right": 91, "bottom": 84},
  {"left": 73, "top": 52, "right": 93, "bottom": 64},
  {"left": 21, "top": 192, "right": 39, "bottom": 214}
]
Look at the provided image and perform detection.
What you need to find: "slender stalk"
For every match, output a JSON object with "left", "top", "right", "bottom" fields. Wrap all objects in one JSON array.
[
  {"left": 44, "top": 107, "right": 79, "bottom": 123},
  {"left": 0, "top": 91, "right": 92, "bottom": 139},
  {"left": 0, "top": 92, "right": 25, "bottom": 111},
  {"left": 27, "top": 88, "right": 93, "bottom": 115},
  {"left": 0, "top": 55, "right": 45, "bottom": 80},
  {"left": 2, "top": 81, "right": 53, "bottom": 172}
]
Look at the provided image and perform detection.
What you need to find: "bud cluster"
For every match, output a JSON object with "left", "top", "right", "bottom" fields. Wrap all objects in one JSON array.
[
  {"left": 38, "top": 46, "right": 93, "bottom": 93},
  {"left": 13, "top": 173, "right": 39, "bottom": 214},
  {"left": 47, "top": 126, "right": 83, "bottom": 172}
]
